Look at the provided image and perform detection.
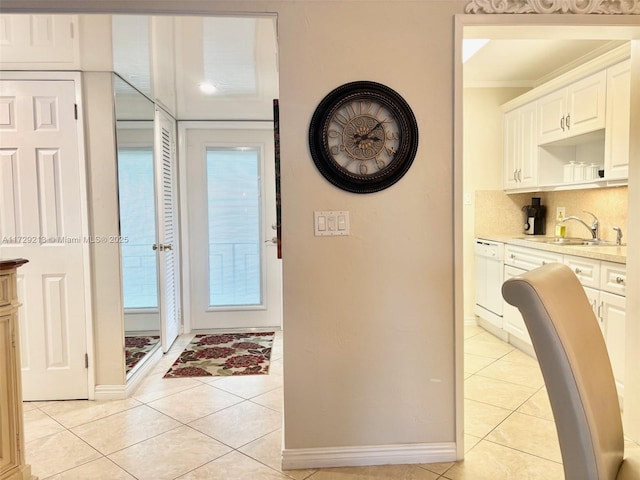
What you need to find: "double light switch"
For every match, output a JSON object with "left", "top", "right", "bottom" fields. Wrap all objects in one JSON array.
[{"left": 314, "top": 211, "right": 350, "bottom": 236}]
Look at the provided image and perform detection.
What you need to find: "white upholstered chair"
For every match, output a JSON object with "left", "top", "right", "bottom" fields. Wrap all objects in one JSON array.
[{"left": 502, "top": 263, "right": 640, "bottom": 480}]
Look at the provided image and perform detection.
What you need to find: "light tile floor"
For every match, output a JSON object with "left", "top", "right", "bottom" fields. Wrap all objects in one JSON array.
[{"left": 23, "top": 326, "right": 639, "bottom": 479}]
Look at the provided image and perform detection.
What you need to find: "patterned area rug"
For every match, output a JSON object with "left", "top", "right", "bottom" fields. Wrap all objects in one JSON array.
[
  {"left": 125, "top": 335, "right": 160, "bottom": 373},
  {"left": 164, "top": 332, "right": 274, "bottom": 378}
]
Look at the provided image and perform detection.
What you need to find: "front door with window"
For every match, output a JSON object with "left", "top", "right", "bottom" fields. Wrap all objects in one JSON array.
[{"left": 182, "top": 124, "right": 282, "bottom": 330}]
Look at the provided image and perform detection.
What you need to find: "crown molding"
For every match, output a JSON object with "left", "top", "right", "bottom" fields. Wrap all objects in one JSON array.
[{"left": 465, "top": 0, "right": 640, "bottom": 14}]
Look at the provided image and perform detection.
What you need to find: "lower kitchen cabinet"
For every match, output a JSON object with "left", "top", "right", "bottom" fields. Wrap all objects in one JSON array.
[
  {"left": 476, "top": 242, "right": 627, "bottom": 402},
  {"left": 502, "top": 245, "right": 563, "bottom": 349},
  {"left": 572, "top": 253, "right": 627, "bottom": 405},
  {"left": 503, "top": 265, "right": 531, "bottom": 345}
]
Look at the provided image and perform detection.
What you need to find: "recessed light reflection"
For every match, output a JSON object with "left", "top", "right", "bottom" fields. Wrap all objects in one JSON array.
[{"left": 199, "top": 82, "right": 217, "bottom": 94}]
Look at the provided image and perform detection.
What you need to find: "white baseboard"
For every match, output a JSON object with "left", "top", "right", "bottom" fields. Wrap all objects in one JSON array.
[
  {"left": 94, "top": 384, "right": 127, "bottom": 400},
  {"left": 464, "top": 316, "right": 478, "bottom": 326},
  {"left": 281, "top": 442, "right": 457, "bottom": 470}
]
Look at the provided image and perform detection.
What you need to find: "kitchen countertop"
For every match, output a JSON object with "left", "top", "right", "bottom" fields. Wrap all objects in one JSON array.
[{"left": 477, "top": 235, "right": 626, "bottom": 264}]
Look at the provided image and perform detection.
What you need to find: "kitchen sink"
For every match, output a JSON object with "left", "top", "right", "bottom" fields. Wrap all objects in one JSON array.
[{"left": 518, "top": 237, "right": 621, "bottom": 247}]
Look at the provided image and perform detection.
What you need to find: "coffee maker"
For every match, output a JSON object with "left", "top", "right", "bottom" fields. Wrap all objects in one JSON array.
[{"left": 522, "top": 197, "right": 546, "bottom": 235}]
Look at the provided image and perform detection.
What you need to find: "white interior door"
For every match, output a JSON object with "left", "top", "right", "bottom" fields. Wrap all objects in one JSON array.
[
  {"left": 0, "top": 79, "right": 89, "bottom": 400},
  {"left": 155, "top": 108, "right": 180, "bottom": 351},
  {"left": 181, "top": 123, "right": 282, "bottom": 330}
]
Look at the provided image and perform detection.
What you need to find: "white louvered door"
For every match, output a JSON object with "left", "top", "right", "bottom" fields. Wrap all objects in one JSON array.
[
  {"left": 0, "top": 79, "right": 89, "bottom": 400},
  {"left": 155, "top": 108, "right": 180, "bottom": 352}
]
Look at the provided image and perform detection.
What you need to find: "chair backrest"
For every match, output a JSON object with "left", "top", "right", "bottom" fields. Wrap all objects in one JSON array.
[{"left": 502, "top": 263, "right": 624, "bottom": 480}]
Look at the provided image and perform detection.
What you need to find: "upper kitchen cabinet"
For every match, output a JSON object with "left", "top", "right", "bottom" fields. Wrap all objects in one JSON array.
[
  {"left": 503, "top": 102, "right": 537, "bottom": 191},
  {"left": 604, "top": 59, "right": 631, "bottom": 181},
  {"left": 537, "top": 70, "right": 607, "bottom": 145},
  {"left": 502, "top": 44, "right": 631, "bottom": 193}
]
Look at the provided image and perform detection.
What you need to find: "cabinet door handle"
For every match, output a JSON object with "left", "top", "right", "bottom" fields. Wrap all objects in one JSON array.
[
  {"left": 597, "top": 301, "right": 603, "bottom": 320},
  {"left": 510, "top": 254, "right": 516, "bottom": 259},
  {"left": 566, "top": 113, "right": 570, "bottom": 129},
  {"left": 517, "top": 169, "right": 522, "bottom": 182},
  {"left": 574, "top": 267, "right": 582, "bottom": 274},
  {"left": 513, "top": 170, "right": 518, "bottom": 182},
  {"left": 615, "top": 276, "right": 625, "bottom": 284},
  {"left": 560, "top": 116, "right": 565, "bottom": 131}
]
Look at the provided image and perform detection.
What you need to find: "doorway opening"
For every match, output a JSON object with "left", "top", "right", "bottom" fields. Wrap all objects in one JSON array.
[{"left": 456, "top": 16, "right": 640, "bottom": 453}]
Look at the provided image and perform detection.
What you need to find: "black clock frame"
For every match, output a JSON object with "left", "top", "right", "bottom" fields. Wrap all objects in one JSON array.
[{"left": 308, "top": 81, "right": 419, "bottom": 194}]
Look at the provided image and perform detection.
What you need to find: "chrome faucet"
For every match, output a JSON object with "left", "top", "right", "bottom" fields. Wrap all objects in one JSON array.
[{"left": 561, "top": 210, "right": 599, "bottom": 239}]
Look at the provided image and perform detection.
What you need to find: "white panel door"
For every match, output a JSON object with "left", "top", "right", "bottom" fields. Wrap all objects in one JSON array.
[
  {"left": 155, "top": 108, "right": 180, "bottom": 351},
  {"left": 0, "top": 80, "right": 88, "bottom": 400},
  {"left": 182, "top": 124, "right": 282, "bottom": 330}
]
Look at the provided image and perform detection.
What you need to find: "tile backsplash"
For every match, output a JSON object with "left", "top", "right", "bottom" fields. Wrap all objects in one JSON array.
[{"left": 475, "top": 186, "right": 628, "bottom": 243}]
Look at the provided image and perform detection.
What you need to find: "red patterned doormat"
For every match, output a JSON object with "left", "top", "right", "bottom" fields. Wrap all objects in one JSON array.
[
  {"left": 164, "top": 332, "right": 274, "bottom": 378},
  {"left": 125, "top": 335, "right": 160, "bottom": 374}
]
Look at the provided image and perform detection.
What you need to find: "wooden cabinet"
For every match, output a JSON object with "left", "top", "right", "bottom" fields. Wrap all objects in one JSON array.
[
  {"left": 604, "top": 59, "right": 631, "bottom": 181},
  {"left": 537, "top": 70, "right": 607, "bottom": 145},
  {"left": 0, "top": 259, "right": 32, "bottom": 480},
  {"left": 503, "top": 102, "right": 537, "bottom": 191}
]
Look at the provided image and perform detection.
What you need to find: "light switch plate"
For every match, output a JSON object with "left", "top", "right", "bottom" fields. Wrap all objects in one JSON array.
[{"left": 314, "top": 211, "right": 349, "bottom": 236}]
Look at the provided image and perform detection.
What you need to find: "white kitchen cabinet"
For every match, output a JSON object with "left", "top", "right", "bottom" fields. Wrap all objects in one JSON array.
[
  {"left": 502, "top": 245, "right": 562, "bottom": 346},
  {"left": 487, "top": 243, "right": 627, "bottom": 389},
  {"left": 503, "top": 265, "right": 531, "bottom": 345},
  {"left": 601, "top": 260, "right": 627, "bottom": 296},
  {"left": 601, "top": 291, "right": 626, "bottom": 401},
  {"left": 504, "top": 244, "right": 563, "bottom": 271},
  {"left": 503, "top": 102, "right": 537, "bottom": 191},
  {"left": 565, "top": 255, "right": 626, "bottom": 405},
  {"left": 563, "top": 254, "right": 601, "bottom": 289},
  {"left": 537, "top": 70, "right": 607, "bottom": 145},
  {"left": 604, "top": 59, "right": 631, "bottom": 180}
]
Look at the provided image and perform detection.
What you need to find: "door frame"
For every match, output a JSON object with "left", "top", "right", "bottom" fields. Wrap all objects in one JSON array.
[
  {"left": 0, "top": 70, "right": 95, "bottom": 399},
  {"left": 178, "top": 120, "right": 278, "bottom": 333},
  {"left": 454, "top": 14, "right": 640, "bottom": 454}
]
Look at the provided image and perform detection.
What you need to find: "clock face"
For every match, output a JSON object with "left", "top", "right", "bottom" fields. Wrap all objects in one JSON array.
[{"left": 309, "top": 81, "right": 418, "bottom": 193}]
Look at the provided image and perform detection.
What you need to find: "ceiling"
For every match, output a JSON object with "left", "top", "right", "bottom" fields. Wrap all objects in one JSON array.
[
  {"left": 112, "top": 15, "right": 279, "bottom": 121},
  {"left": 462, "top": 24, "right": 640, "bottom": 88},
  {"left": 463, "top": 38, "right": 627, "bottom": 87},
  {"left": 109, "top": 16, "right": 638, "bottom": 117}
]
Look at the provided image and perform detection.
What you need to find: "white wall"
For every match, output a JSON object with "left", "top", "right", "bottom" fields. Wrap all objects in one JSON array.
[
  {"left": 462, "top": 87, "right": 528, "bottom": 320},
  {"left": 4, "top": 0, "right": 639, "bottom": 461},
  {"left": 82, "top": 71, "right": 126, "bottom": 387},
  {"left": 66, "top": 1, "right": 463, "bottom": 462},
  {"left": 276, "top": 1, "right": 461, "bottom": 463},
  {"left": 624, "top": 38, "right": 640, "bottom": 441}
]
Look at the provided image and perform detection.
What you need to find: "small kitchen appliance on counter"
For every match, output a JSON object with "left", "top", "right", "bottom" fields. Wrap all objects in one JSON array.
[{"left": 523, "top": 197, "right": 546, "bottom": 235}]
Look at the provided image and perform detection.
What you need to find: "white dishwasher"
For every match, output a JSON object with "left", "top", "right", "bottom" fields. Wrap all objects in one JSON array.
[{"left": 474, "top": 239, "right": 504, "bottom": 328}]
